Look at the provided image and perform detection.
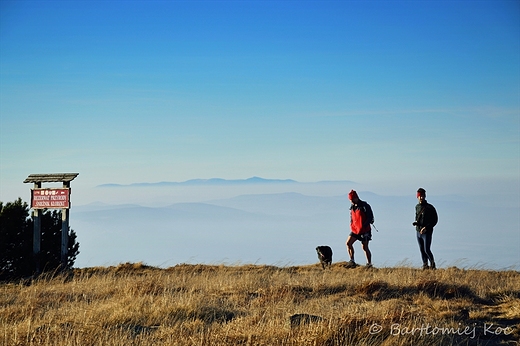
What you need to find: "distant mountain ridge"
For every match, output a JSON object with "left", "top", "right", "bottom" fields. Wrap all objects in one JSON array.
[{"left": 96, "top": 177, "right": 356, "bottom": 188}]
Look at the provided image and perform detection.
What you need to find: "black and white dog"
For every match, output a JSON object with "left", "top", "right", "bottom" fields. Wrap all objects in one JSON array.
[{"left": 316, "top": 246, "right": 333, "bottom": 269}]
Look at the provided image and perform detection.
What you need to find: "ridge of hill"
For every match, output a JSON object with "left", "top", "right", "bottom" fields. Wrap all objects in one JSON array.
[{"left": 2, "top": 263, "right": 519, "bottom": 345}]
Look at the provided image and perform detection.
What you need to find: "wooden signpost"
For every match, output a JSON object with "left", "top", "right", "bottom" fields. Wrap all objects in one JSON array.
[{"left": 24, "top": 173, "right": 79, "bottom": 273}]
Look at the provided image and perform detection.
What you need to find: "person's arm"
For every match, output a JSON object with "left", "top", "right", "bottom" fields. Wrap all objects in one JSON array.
[{"left": 422, "top": 204, "right": 438, "bottom": 230}]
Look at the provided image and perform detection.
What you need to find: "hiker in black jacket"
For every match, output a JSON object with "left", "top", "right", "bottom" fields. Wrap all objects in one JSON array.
[{"left": 413, "top": 188, "right": 438, "bottom": 270}]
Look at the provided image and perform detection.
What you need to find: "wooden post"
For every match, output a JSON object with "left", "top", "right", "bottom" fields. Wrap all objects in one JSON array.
[
  {"left": 33, "top": 182, "right": 41, "bottom": 274},
  {"left": 24, "top": 173, "right": 79, "bottom": 273},
  {"left": 61, "top": 182, "right": 70, "bottom": 268}
]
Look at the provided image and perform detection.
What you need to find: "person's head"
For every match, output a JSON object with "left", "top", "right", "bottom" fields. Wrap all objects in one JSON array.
[
  {"left": 417, "top": 188, "right": 426, "bottom": 203},
  {"left": 348, "top": 190, "right": 359, "bottom": 204}
]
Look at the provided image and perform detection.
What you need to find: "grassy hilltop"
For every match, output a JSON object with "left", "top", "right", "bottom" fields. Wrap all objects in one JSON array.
[{"left": 1, "top": 263, "right": 519, "bottom": 346}]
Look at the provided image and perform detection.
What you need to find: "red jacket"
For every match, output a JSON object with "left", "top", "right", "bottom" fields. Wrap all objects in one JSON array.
[{"left": 350, "top": 201, "right": 373, "bottom": 235}]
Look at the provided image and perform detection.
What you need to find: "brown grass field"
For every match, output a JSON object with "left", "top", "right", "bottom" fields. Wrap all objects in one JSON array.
[{"left": 1, "top": 262, "right": 519, "bottom": 345}]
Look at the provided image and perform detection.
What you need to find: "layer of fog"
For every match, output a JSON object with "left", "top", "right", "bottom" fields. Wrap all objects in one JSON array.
[{"left": 70, "top": 182, "right": 520, "bottom": 270}]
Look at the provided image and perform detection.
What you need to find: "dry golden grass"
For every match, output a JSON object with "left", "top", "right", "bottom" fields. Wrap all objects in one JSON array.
[{"left": 1, "top": 262, "right": 519, "bottom": 345}]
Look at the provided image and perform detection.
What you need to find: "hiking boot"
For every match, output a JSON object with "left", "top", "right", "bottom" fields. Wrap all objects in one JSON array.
[
  {"left": 422, "top": 263, "right": 429, "bottom": 270},
  {"left": 430, "top": 262, "right": 436, "bottom": 270},
  {"left": 366, "top": 263, "right": 373, "bottom": 269},
  {"left": 346, "top": 260, "right": 357, "bottom": 268}
]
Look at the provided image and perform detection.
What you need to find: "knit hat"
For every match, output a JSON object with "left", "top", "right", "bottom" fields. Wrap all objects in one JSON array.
[
  {"left": 417, "top": 188, "right": 426, "bottom": 198},
  {"left": 348, "top": 190, "right": 359, "bottom": 200}
]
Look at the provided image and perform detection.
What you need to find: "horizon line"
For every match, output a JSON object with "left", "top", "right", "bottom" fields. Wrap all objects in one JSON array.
[{"left": 96, "top": 176, "right": 359, "bottom": 188}]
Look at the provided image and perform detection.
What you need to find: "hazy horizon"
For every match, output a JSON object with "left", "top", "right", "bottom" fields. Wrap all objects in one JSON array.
[{"left": 59, "top": 180, "right": 519, "bottom": 270}]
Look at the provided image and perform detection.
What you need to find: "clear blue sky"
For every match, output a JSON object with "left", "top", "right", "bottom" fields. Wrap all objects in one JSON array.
[{"left": 1, "top": 0, "right": 519, "bottom": 201}]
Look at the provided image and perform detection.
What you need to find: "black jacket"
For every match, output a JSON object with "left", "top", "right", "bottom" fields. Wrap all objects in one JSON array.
[{"left": 415, "top": 201, "right": 438, "bottom": 233}]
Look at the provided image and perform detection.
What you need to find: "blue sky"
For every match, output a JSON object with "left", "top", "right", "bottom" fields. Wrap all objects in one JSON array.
[{"left": 1, "top": 0, "right": 519, "bottom": 202}]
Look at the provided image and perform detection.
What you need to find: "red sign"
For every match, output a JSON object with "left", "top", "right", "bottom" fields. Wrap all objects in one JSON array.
[{"left": 31, "top": 188, "right": 70, "bottom": 209}]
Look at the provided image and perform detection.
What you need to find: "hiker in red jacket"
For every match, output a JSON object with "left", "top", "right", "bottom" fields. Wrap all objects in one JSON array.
[{"left": 346, "top": 190, "right": 374, "bottom": 267}]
